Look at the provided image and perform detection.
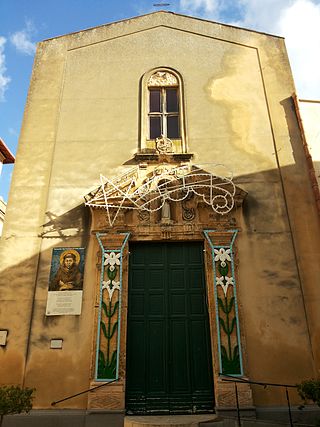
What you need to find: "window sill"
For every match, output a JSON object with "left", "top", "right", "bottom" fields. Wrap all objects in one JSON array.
[{"left": 134, "top": 152, "right": 194, "bottom": 162}]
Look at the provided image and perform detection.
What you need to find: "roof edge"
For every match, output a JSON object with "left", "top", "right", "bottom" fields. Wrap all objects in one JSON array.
[
  {"left": 40, "top": 10, "right": 284, "bottom": 44},
  {"left": 0, "top": 138, "right": 15, "bottom": 164}
]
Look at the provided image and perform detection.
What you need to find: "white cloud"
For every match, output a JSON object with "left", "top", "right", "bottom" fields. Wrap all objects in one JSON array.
[
  {"left": 0, "top": 37, "right": 11, "bottom": 101},
  {"left": 237, "top": 0, "right": 320, "bottom": 98},
  {"left": 235, "top": 0, "right": 293, "bottom": 32},
  {"left": 277, "top": 0, "right": 320, "bottom": 99},
  {"left": 180, "top": 0, "right": 220, "bottom": 17},
  {"left": 10, "top": 20, "right": 36, "bottom": 56},
  {"left": 178, "top": 0, "right": 320, "bottom": 99}
]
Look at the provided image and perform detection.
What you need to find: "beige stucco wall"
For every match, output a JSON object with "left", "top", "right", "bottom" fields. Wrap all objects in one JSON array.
[{"left": 1, "top": 12, "right": 319, "bottom": 410}]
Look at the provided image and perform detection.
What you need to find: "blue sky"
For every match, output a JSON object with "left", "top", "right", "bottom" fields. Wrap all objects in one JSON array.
[{"left": 1, "top": 0, "right": 320, "bottom": 201}]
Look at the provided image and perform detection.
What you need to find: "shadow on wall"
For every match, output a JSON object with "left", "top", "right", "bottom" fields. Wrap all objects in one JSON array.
[
  {"left": 0, "top": 203, "right": 92, "bottom": 406},
  {"left": 0, "top": 160, "right": 318, "bottom": 407},
  {"left": 0, "top": 95, "right": 319, "bottom": 401},
  {"left": 39, "top": 204, "right": 90, "bottom": 241}
]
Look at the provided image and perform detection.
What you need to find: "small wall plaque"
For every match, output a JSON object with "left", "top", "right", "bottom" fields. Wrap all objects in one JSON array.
[
  {"left": 50, "top": 338, "right": 63, "bottom": 349},
  {"left": 0, "top": 330, "right": 8, "bottom": 346},
  {"left": 46, "top": 247, "right": 85, "bottom": 316}
]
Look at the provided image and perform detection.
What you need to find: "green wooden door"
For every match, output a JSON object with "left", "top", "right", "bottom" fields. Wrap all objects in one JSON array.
[{"left": 126, "top": 242, "right": 214, "bottom": 414}]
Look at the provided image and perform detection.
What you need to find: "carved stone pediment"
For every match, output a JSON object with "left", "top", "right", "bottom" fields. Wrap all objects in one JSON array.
[
  {"left": 148, "top": 71, "right": 178, "bottom": 87},
  {"left": 156, "top": 135, "right": 174, "bottom": 154},
  {"left": 85, "top": 163, "right": 247, "bottom": 228}
]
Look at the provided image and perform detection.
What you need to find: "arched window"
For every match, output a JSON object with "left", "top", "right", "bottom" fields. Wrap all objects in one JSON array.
[
  {"left": 148, "top": 71, "right": 180, "bottom": 140},
  {"left": 140, "top": 68, "right": 187, "bottom": 154}
]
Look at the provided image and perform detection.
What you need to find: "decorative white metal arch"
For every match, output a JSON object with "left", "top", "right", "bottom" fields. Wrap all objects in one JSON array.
[{"left": 85, "top": 164, "right": 236, "bottom": 226}]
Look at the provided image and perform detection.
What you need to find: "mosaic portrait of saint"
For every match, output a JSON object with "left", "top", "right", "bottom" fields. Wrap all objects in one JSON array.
[{"left": 49, "top": 248, "right": 85, "bottom": 292}]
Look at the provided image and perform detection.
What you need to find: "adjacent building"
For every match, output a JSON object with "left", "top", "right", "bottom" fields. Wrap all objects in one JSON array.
[
  {"left": 0, "top": 12, "right": 320, "bottom": 426},
  {"left": 0, "top": 138, "right": 15, "bottom": 236},
  {"left": 297, "top": 98, "right": 320, "bottom": 190}
]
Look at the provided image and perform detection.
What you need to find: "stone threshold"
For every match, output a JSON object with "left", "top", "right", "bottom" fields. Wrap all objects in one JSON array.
[{"left": 124, "top": 414, "right": 220, "bottom": 427}]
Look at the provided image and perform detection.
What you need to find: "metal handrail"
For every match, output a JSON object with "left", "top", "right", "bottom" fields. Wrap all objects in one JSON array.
[
  {"left": 51, "top": 373, "right": 300, "bottom": 425},
  {"left": 51, "top": 379, "right": 117, "bottom": 406},
  {"left": 219, "top": 373, "right": 297, "bottom": 388},
  {"left": 219, "top": 373, "right": 297, "bottom": 427}
]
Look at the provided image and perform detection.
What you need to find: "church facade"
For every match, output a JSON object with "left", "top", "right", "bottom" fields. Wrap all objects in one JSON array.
[{"left": 1, "top": 11, "right": 320, "bottom": 425}]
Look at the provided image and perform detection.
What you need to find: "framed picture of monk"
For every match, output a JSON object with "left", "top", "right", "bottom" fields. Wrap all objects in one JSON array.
[{"left": 46, "top": 248, "right": 85, "bottom": 316}]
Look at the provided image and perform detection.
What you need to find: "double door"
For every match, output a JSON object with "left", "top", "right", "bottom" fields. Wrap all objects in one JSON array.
[{"left": 126, "top": 242, "right": 214, "bottom": 414}]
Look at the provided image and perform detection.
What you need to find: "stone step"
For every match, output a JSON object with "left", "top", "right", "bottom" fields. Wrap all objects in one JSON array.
[
  {"left": 214, "top": 417, "right": 315, "bottom": 427},
  {"left": 124, "top": 415, "right": 316, "bottom": 427},
  {"left": 124, "top": 414, "right": 223, "bottom": 427}
]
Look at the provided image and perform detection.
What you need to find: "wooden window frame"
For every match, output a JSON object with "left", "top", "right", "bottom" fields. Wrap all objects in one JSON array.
[
  {"left": 139, "top": 68, "right": 187, "bottom": 154},
  {"left": 148, "top": 87, "right": 180, "bottom": 140}
]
